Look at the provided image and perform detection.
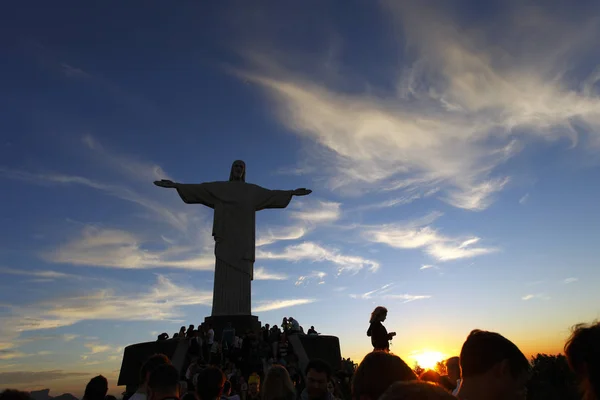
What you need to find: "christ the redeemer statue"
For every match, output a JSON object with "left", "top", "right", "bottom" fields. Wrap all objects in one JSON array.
[{"left": 154, "top": 160, "right": 311, "bottom": 317}]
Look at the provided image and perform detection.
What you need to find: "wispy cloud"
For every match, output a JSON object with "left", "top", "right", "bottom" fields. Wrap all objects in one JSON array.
[
  {"left": 290, "top": 200, "right": 341, "bottom": 223},
  {"left": 384, "top": 294, "right": 432, "bottom": 303},
  {"left": 257, "top": 241, "right": 380, "bottom": 273},
  {"left": 44, "top": 225, "right": 214, "bottom": 270},
  {"left": 0, "top": 275, "right": 212, "bottom": 346},
  {"left": 253, "top": 299, "right": 316, "bottom": 312},
  {"left": 420, "top": 265, "right": 436, "bottom": 270},
  {"left": 256, "top": 225, "right": 309, "bottom": 247},
  {"left": 254, "top": 267, "right": 288, "bottom": 281},
  {"left": 522, "top": 293, "right": 551, "bottom": 301},
  {"left": 0, "top": 370, "right": 90, "bottom": 385},
  {"left": 295, "top": 271, "right": 327, "bottom": 286},
  {"left": 564, "top": 277, "right": 578, "bottom": 284},
  {"left": 84, "top": 343, "right": 113, "bottom": 355},
  {"left": 364, "top": 214, "right": 496, "bottom": 261},
  {"left": 234, "top": 1, "right": 600, "bottom": 210},
  {"left": 350, "top": 284, "right": 430, "bottom": 303},
  {"left": 519, "top": 193, "right": 530, "bottom": 205},
  {"left": 0, "top": 267, "right": 78, "bottom": 280}
]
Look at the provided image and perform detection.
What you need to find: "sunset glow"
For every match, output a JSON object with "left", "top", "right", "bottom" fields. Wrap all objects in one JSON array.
[{"left": 410, "top": 350, "right": 447, "bottom": 370}]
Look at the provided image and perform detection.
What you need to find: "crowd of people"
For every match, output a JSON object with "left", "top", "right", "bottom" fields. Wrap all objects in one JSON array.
[{"left": 1, "top": 309, "right": 600, "bottom": 400}]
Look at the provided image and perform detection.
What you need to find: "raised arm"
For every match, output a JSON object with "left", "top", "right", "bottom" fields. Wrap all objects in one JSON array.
[
  {"left": 254, "top": 187, "right": 312, "bottom": 211},
  {"left": 154, "top": 179, "right": 219, "bottom": 208}
]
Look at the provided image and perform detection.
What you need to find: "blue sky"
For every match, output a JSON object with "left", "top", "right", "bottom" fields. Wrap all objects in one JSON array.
[{"left": 2, "top": 0, "right": 600, "bottom": 395}]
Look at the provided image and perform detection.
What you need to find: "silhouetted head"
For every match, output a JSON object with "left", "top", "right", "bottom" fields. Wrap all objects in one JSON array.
[
  {"left": 419, "top": 370, "right": 442, "bottom": 384},
  {"left": 459, "top": 329, "right": 529, "bottom": 400},
  {"left": 148, "top": 364, "right": 180, "bottom": 400},
  {"left": 370, "top": 306, "right": 388, "bottom": 323},
  {"left": 196, "top": 367, "right": 226, "bottom": 400},
  {"left": 306, "top": 359, "right": 332, "bottom": 400},
  {"left": 380, "top": 381, "right": 456, "bottom": 400},
  {"left": 445, "top": 357, "right": 460, "bottom": 382},
  {"left": 352, "top": 351, "right": 417, "bottom": 400},
  {"left": 229, "top": 160, "right": 246, "bottom": 182},
  {"left": 140, "top": 353, "right": 171, "bottom": 386},
  {"left": 83, "top": 375, "right": 108, "bottom": 400},
  {"left": 565, "top": 322, "right": 600, "bottom": 400},
  {"left": 263, "top": 365, "right": 296, "bottom": 400}
]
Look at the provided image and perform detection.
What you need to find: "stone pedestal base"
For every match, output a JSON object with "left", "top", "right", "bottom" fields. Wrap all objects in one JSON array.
[{"left": 203, "top": 315, "right": 261, "bottom": 340}]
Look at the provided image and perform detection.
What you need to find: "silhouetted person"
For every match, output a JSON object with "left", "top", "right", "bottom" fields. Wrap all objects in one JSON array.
[
  {"left": 444, "top": 357, "right": 460, "bottom": 394},
  {"left": 0, "top": 390, "right": 31, "bottom": 400},
  {"left": 130, "top": 354, "right": 172, "bottom": 400},
  {"left": 302, "top": 359, "right": 332, "bottom": 400},
  {"left": 307, "top": 326, "right": 318, "bottom": 335},
  {"left": 148, "top": 364, "right": 180, "bottom": 400},
  {"left": 380, "top": 381, "right": 456, "bottom": 400},
  {"left": 565, "top": 321, "right": 600, "bottom": 400},
  {"left": 419, "top": 370, "right": 442, "bottom": 385},
  {"left": 196, "top": 366, "right": 226, "bottom": 400},
  {"left": 83, "top": 375, "right": 108, "bottom": 400},
  {"left": 352, "top": 351, "right": 417, "bottom": 400},
  {"left": 367, "top": 306, "right": 396, "bottom": 352},
  {"left": 262, "top": 365, "right": 296, "bottom": 400},
  {"left": 187, "top": 325, "right": 196, "bottom": 338},
  {"left": 457, "top": 329, "right": 529, "bottom": 400}
]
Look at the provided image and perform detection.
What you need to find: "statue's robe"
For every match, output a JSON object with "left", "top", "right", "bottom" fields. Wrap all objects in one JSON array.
[{"left": 175, "top": 181, "right": 293, "bottom": 316}]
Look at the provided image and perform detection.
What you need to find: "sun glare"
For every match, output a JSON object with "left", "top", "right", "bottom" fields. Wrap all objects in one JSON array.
[{"left": 411, "top": 350, "right": 446, "bottom": 370}]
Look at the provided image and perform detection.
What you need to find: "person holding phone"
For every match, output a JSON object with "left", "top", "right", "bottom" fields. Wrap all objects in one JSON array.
[{"left": 367, "top": 306, "right": 396, "bottom": 352}]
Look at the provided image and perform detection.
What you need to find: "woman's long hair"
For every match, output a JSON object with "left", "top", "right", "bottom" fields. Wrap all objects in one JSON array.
[
  {"left": 370, "top": 306, "right": 388, "bottom": 324},
  {"left": 262, "top": 365, "right": 296, "bottom": 400}
]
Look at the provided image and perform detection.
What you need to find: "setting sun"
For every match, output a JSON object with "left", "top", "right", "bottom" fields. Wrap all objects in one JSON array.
[{"left": 410, "top": 350, "right": 447, "bottom": 370}]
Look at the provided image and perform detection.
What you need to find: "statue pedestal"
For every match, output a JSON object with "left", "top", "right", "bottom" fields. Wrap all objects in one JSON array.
[{"left": 203, "top": 315, "right": 261, "bottom": 340}]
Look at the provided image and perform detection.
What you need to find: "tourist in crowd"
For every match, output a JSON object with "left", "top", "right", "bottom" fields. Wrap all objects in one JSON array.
[
  {"left": 380, "top": 381, "right": 456, "bottom": 400},
  {"left": 179, "top": 326, "right": 187, "bottom": 337},
  {"left": 301, "top": 359, "right": 333, "bottom": 400},
  {"left": 246, "top": 373, "right": 261, "bottom": 400},
  {"left": 565, "top": 321, "right": 600, "bottom": 400},
  {"left": 307, "top": 326, "right": 318, "bottom": 335},
  {"left": 196, "top": 367, "right": 226, "bottom": 400},
  {"left": 443, "top": 356, "right": 460, "bottom": 395},
  {"left": 352, "top": 351, "right": 417, "bottom": 400},
  {"left": 419, "top": 370, "right": 442, "bottom": 386},
  {"left": 147, "top": 364, "right": 180, "bottom": 400},
  {"left": 262, "top": 365, "right": 296, "bottom": 400},
  {"left": 130, "top": 354, "right": 172, "bottom": 400},
  {"left": 187, "top": 325, "right": 195, "bottom": 339},
  {"left": 328, "top": 378, "right": 343, "bottom": 400},
  {"left": 206, "top": 324, "right": 215, "bottom": 362},
  {"left": 456, "top": 329, "right": 529, "bottom": 400},
  {"left": 367, "top": 306, "right": 396, "bottom": 352},
  {"left": 83, "top": 375, "right": 108, "bottom": 400},
  {"left": 221, "top": 381, "right": 240, "bottom": 400},
  {"left": 269, "top": 325, "right": 281, "bottom": 359}
]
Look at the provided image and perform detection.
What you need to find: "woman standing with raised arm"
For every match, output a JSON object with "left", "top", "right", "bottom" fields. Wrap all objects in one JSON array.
[{"left": 367, "top": 306, "right": 396, "bottom": 352}]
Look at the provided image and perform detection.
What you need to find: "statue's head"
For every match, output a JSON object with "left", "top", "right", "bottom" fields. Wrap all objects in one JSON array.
[{"left": 229, "top": 160, "right": 246, "bottom": 182}]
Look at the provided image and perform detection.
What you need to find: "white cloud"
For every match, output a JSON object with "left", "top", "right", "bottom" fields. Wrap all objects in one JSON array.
[
  {"left": 290, "top": 201, "right": 341, "bottom": 223},
  {"left": 519, "top": 193, "right": 530, "bottom": 205},
  {"left": 295, "top": 271, "right": 327, "bottom": 286},
  {"left": 350, "top": 284, "right": 430, "bottom": 303},
  {"left": 257, "top": 241, "right": 379, "bottom": 273},
  {"left": 253, "top": 299, "right": 316, "bottom": 312},
  {"left": 420, "top": 265, "right": 435, "bottom": 270},
  {"left": 84, "top": 343, "right": 112, "bottom": 354},
  {"left": 0, "top": 275, "right": 212, "bottom": 343},
  {"left": 522, "top": 293, "right": 550, "bottom": 301},
  {"left": 364, "top": 214, "right": 496, "bottom": 262},
  {"left": 233, "top": 2, "right": 600, "bottom": 210},
  {"left": 254, "top": 267, "right": 288, "bottom": 281},
  {"left": 383, "top": 294, "right": 432, "bottom": 303},
  {"left": 256, "top": 225, "right": 309, "bottom": 247},
  {"left": 564, "top": 277, "right": 578, "bottom": 284},
  {"left": 44, "top": 225, "right": 215, "bottom": 270},
  {"left": 0, "top": 267, "right": 78, "bottom": 280}
]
